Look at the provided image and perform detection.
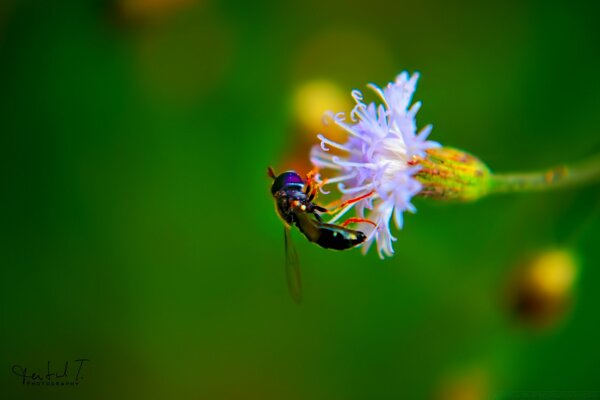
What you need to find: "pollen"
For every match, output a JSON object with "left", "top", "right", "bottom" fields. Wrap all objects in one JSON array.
[{"left": 300, "top": 205, "right": 307, "bottom": 211}]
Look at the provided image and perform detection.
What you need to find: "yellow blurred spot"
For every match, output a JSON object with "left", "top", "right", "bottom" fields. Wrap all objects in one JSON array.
[
  {"left": 436, "top": 368, "right": 489, "bottom": 400},
  {"left": 118, "top": 0, "right": 199, "bottom": 22},
  {"left": 526, "top": 249, "right": 578, "bottom": 298},
  {"left": 292, "top": 80, "right": 352, "bottom": 144},
  {"left": 289, "top": 29, "right": 394, "bottom": 145},
  {"left": 293, "top": 80, "right": 348, "bottom": 131},
  {"left": 507, "top": 248, "right": 579, "bottom": 329}
]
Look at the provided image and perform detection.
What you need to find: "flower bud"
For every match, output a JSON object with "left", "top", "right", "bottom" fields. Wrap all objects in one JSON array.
[{"left": 415, "top": 147, "right": 491, "bottom": 201}]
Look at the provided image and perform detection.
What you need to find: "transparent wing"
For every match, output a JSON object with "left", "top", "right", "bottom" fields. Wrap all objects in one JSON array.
[{"left": 284, "top": 226, "right": 302, "bottom": 304}]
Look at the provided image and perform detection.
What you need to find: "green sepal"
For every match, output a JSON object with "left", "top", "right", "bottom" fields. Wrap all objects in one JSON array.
[{"left": 414, "top": 147, "right": 491, "bottom": 201}]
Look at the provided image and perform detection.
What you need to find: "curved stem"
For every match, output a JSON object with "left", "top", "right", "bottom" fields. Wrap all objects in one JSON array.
[{"left": 489, "top": 154, "right": 600, "bottom": 194}]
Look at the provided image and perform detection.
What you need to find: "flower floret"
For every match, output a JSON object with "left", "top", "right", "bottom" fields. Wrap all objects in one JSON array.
[{"left": 310, "top": 72, "right": 440, "bottom": 258}]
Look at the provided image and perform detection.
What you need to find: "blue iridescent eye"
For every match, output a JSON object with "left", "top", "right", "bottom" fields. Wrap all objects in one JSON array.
[{"left": 271, "top": 171, "right": 304, "bottom": 195}]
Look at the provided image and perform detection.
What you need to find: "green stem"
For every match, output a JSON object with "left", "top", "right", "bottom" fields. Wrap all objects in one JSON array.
[{"left": 489, "top": 154, "right": 600, "bottom": 194}]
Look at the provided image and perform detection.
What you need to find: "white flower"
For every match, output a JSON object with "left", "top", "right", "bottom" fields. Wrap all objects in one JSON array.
[{"left": 310, "top": 72, "right": 440, "bottom": 258}]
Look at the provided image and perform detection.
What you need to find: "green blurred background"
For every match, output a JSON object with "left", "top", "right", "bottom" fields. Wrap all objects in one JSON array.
[{"left": 1, "top": 0, "right": 600, "bottom": 399}]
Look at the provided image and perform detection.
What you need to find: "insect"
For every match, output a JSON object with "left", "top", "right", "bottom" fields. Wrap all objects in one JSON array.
[{"left": 268, "top": 167, "right": 375, "bottom": 303}]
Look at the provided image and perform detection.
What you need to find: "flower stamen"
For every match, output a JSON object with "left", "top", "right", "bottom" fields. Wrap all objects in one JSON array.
[
  {"left": 317, "top": 134, "right": 352, "bottom": 152},
  {"left": 338, "top": 182, "right": 373, "bottom": 194}
]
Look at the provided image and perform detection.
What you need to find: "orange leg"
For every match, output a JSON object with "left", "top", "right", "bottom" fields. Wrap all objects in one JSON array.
[
  {"left": 306, "top": 167, "right": 319, "bottom": 182},
  {"left": 305, "top": 168, "right": 324, "bottom": 201},
  {"left": 340, "top": 217, "right": 377, "bottom": 228}
]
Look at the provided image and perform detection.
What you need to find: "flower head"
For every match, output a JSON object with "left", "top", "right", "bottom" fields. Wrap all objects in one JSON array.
[{"left": 310, "top": 72, "right": 440, "bottom": 258}]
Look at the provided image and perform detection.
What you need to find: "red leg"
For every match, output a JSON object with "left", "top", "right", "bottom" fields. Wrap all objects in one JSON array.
[
  {"left": 322, "top": 190, "right": 375, "bottom": 213},
  {"left": 340, "top": 217, "right": 377, "bottom": 228}
]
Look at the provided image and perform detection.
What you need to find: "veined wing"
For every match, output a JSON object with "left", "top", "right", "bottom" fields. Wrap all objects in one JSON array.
[{"left": 284, "top": 225, "right": 302, "bottom": 304}]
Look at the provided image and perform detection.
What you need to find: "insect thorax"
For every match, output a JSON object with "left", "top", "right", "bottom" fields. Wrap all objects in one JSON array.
[{"left": 275, "top": 189, "right": 307, "bottom": 224}]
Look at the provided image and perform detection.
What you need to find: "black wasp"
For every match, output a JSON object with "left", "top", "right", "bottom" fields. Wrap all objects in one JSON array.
[{"left": 268, "top": 167, "right": 374, "bottom": 303}]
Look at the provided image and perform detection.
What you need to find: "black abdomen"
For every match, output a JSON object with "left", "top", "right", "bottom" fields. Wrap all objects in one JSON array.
[{"left": 313, "top": 224, "right": 366, "bottom": 250}]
